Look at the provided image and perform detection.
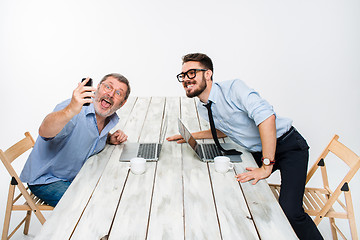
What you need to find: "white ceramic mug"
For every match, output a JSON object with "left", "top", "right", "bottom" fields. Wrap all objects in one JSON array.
[
  {"left": 214, "top": 156, "right": 234, "bottom": 173},
  {"left": 130, "top": 157, "right": 146, "bottom": 175}
]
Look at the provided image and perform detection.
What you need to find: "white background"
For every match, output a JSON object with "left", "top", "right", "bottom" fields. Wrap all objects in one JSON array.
[{"left": 0, "top": 0, "right": 359, "bottom": 239}]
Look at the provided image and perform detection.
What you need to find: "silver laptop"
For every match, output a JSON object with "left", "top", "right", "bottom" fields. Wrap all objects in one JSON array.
[
  {"left": 119, "top": 117, "right": 167, "bottom": 162},
  {"left": 178, "top": 118, "right": 242, "bottom": 162}
]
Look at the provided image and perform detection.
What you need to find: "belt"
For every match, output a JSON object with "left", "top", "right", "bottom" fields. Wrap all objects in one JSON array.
[{"left": 277, "top": 126, "right": 295, "bottom": 142}]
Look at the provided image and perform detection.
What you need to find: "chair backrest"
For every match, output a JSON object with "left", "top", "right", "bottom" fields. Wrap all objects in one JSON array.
[
  {"left": 306, "top": 134, "right": 360, "bottom": 189},
  {"left": 0, "top": 132, "right": 35, "bottom": 180}
]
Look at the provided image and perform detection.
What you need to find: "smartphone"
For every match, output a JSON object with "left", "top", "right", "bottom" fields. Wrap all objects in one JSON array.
[{"left": 81, "top": 78, "right": 93, "bottom": 106}]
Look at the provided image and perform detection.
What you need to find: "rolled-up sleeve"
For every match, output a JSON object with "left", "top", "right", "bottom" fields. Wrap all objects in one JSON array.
[{"left": 233, "top": 80, "right": 275, "bottom": 126}]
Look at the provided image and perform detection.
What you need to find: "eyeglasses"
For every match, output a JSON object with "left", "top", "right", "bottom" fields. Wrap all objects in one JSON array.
[
  {"left": 176, "top": 69, "right": 207, "bottom": 82},
  {"left": 100, "top": 82, "right": 123, "bottom": 99}
]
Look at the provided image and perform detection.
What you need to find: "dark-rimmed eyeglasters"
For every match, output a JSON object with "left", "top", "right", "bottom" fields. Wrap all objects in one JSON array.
[{"left": 176, "top": 69, "right": 207, "bottom": 82}]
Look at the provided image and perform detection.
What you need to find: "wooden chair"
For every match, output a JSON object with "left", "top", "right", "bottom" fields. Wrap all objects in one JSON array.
[
  {"left": 1, "top": 132, "right": 53, "bottom": 240},
  {"left": 270, "top": 135, "right": 359, "bottom": 240}
]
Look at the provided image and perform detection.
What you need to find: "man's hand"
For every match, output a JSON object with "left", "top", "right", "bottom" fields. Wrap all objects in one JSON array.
[
  {"left": 67, "top": 78, "right": 96, "bottom": 116},
  {"left": 108, "top": 130, "right": 128, "bottom": 145},
  {"left": 235, "top": 165, "right": 272, "bottom": 185},
  {"left": 166, "top": 134, "right": 186, "bottom": 143}
]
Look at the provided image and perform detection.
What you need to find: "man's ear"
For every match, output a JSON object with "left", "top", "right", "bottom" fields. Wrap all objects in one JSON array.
[
  {"left": 205, "top": 70, "right": 213, "bottom": 81},
  {"left": 120, "top": 99, "right": 127, "bottom": 108}
]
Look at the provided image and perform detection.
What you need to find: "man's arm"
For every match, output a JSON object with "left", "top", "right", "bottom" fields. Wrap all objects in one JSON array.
[
  {"left": 258, "top": 114, "right": 276, "bottom": 171},
  {"left": 236, "top": 114, "right": 276, "bottom": 184},
  {"left": 166, "top": 129, "right": 226, "bottom": 143},
  {"left": 39, "top": 78, "right": 96, "bottom": 138}
]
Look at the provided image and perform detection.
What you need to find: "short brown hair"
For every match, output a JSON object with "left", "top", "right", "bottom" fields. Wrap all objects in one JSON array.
[
  {"left": 182, "top": 53, "right": 214, "bottom": 80},
  {"left": 100, "top": 73, "right": 131, "bottom": 101}
]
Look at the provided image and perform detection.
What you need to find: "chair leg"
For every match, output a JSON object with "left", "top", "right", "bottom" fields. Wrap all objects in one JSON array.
[
  {"left": 344, "top": 190, "right": 358, "bottom": 240},
  {"left": 329, "top": 218, "right": 338, "bottom": 240},
  {"left": 348, "top": 218, "right": 358, "bottom": 240},
  {"left": 2, "top": 211, "right": 11, "bottom": 240},
  {"left": 23, "top": 210, "right": 32, "bottom": 235},
  {"left": 2, "top": 184, "right": 15, "bottom": 240}
]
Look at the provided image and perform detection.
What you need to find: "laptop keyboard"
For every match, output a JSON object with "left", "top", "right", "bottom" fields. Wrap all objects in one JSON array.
[
  {"left": 137, "top": 143, "right": 157, "bottom": 159},
  {"left": 202, "top": 143, "right": 223, "bottom": 159}
]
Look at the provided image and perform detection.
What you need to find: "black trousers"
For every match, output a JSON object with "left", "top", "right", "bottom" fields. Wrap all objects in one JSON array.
[{"left": 251, "top": 127, "right": 323, "bottom": 240}]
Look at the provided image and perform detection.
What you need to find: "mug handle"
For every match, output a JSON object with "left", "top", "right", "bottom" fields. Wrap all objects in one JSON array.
[{"left": 229, "top": 162, "right": 234, "bottom": 170}]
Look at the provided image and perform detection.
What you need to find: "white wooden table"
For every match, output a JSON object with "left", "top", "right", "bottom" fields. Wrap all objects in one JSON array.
[{"left": 34, "top": 97, "right": 298, "bottom": 240}]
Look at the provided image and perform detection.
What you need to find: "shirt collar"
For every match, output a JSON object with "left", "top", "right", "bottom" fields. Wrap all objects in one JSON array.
[
  {"left": 84, "top": 103, "right": 96, "bottom": 116},
  {"left": 206, "top": 82, "right": 220, "bottom": 105}
]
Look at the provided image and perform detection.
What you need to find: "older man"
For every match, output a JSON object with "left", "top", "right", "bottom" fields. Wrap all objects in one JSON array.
[{"left": 20, "top": 73, "right": 130, "bottom": 207}]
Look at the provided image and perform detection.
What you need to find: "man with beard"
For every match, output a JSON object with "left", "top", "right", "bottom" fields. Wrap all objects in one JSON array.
[
  {"left": 167, "top": 53, "right": 323, "bottom": 240},
  {"left": 20, "top": 73, "right": 130, "bottom": 207}
]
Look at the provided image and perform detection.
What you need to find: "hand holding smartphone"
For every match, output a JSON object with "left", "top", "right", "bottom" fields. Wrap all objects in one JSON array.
[{"left": 81, "top": 78, "right": 93, "bottom": 106}]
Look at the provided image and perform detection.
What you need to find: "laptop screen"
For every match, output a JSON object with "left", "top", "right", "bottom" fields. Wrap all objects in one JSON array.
[
  {"left": 178, "top": 118, "right": 199, "bottom": 151},
  {"left": 158, "top": 114, "right": 168, "bottom": 144}
]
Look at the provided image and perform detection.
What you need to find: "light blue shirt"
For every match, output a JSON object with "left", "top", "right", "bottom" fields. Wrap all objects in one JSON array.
[
  {"left": 20, "top": 99, "right": 119, "bottom": 185},
  {"left": 197, "top": 79, "right": 292, "bottom": 152}
]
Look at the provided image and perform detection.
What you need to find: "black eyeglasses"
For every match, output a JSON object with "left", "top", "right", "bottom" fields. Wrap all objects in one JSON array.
[{"left": 176, "top": 69, "right": 207, "bottom": 82}]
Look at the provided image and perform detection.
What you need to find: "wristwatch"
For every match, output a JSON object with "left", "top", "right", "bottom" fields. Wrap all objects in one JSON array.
[{"left": 262, "top": 157, "right": 275, "bottom": 166}]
